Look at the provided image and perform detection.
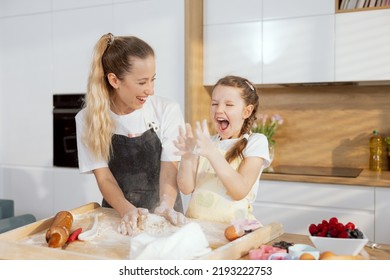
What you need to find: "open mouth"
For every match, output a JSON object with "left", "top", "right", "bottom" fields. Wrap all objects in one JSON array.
[
  {"left": 136, "top": 96, "right": 147, "bottom": 103},
  {"left": 216, "top": 117, "right": 229, "bottom": 131}
]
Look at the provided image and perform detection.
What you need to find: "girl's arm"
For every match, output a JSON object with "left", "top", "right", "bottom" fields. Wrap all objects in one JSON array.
[{"left": 195, "top": 121, "right": 264, "bottom": 200}]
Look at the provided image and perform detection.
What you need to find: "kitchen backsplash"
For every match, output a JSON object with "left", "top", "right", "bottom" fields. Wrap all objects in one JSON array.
[{"left": 256, "top": 84, "right": 390, "bottom": 170}]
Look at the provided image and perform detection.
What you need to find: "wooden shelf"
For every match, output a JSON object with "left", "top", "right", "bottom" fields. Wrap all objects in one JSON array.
[{"left": 336, "top": 0, "right": 390, "bottom": 13}]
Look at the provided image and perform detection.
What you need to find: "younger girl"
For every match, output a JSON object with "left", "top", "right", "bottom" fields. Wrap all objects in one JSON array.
[{"left": 175, "top": 75, "right": 270, "bottom": 223}]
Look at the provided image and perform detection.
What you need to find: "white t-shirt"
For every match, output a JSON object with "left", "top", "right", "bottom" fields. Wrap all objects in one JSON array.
[{"left": 75, "top": 95, "right": 184, "bottom": 174}]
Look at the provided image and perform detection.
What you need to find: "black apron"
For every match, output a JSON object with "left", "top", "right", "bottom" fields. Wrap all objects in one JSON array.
[{"left": 102, "top": 128, "right": 183, "bottom": 212}]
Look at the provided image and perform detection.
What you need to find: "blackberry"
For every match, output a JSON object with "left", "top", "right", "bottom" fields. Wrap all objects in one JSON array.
[
  {"left": 350, "top": 228, "right": 364, "bottom": 239},
  {"left": 273, "top": 241, "right": 294, "bottom": 250}
]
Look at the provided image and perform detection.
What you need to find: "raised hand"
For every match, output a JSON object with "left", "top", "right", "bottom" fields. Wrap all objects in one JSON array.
[
  {"left": 174, "top": 123, "right": 197, "bottom": 158},
  {"left": 194, "top": 119, "right": 215, "bottom": 158}
]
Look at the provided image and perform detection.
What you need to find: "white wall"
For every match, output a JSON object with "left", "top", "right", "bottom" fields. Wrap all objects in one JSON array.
[{"left": 0, "top": 0, "right": 185, "bottom": 220}]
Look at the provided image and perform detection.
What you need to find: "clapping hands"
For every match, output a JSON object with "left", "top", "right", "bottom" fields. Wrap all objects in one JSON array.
[{"left": 174, "top": 120, "right": 215, "bottom": 158}]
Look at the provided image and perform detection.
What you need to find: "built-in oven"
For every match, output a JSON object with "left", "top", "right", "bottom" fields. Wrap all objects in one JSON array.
[{"left": 53, "top": 94, "right": 85, "bottom": 168}]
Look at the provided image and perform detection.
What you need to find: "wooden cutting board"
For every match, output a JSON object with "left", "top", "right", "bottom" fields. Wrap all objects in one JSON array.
[{"left": 0, "top": 202, "right": 283, "bottom": 260}]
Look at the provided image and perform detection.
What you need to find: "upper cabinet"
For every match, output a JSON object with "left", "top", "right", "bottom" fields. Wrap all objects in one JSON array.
[
  {"left": 203, "top": 0, "right": 335, "bottom": 85},
  {"left": 335, "top": 9, "right": 390, "bottom": 82},
  {"left": 204, "top": 0, "right": 262, "bottom": 25},
  {"left": 203, "top": 0, "right": 390, "bottom": 85},
  {"left": 262, "top": 0, "right": 335, "bottom": 84},
  {"left": 203, "top": 0, "right": 262, "bottom": 85},
  {"left": 263, "top": 14, "right": 334, "bottom": 84},
  {"left": 204, "top": 22, "right": 263, "bottom": 85},
  {"left": 263, "top": 0, "right": 334, "bottom": 20}
]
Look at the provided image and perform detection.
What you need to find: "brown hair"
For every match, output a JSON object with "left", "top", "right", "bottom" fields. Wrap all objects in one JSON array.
[
  {"left": 83, "top": 33, "right": 155, "bottom": 161},
  {"left": 212, "top": 75, "right": 259, "bottom": 163}
]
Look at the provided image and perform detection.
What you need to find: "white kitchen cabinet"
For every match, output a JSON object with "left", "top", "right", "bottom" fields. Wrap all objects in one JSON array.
[
  {"left": 2, "top": 167, "right": 54, "bottom": 220},
  {"left": 52, "top": 0, "right": 112, "bottom": 10},
  {"left": 0, "top": 14, "right": 53, "bottom": 167},
  {"left": 374, "top": 187, "right": 390, "bottom": 244},
  {"left": 0, "top": 0, "right": 50, "bottom": 17},
  {"left": 335, "top": 9, "right": 390, "bottom": 82},
  {"left": 113, "top": 0, "right": 185, "bottom": 108},
  {"left": 263, "top": 0, "right": 334, "bottom": 20},
  {"left": 0, "top": 0, "right": 186, "bottom": 222},
  {"left": 204, "top": 0, "right": 262, "bottom": 25},
  {"left": 263, "top": 15, "right": 335, "bottom": 84},
  {"left": 253, "top": 180, "right": 375, "bottom": 241},
  {"left": 53, "top": 168, "right": 102, "bottom": 215},
  {"left": 203, "top": 22, "right": 262, "bottom": 85},
  {"left": 203, "top": 0, "right": 335, "bottom": 85},
  {"left": 52, "top": 6, "right": 113, "bottom": 94}
]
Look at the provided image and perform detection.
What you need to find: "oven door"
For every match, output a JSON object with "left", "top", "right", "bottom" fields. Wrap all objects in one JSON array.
[{"left": 53, "top": 108, "right": 80, "bottom": 168}]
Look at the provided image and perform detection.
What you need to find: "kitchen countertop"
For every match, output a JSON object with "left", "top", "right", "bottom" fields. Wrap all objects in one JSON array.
[
  {"left": 261, "top": 233, "right": 390, "bottom": 260},
  {"left": 262, "top": 169, "right": 390, "bottom": 188}
]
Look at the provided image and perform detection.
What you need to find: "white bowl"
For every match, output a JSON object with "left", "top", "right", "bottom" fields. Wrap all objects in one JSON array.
[{"left": 309, "top": 235, "right": 368, "bottom": 256}]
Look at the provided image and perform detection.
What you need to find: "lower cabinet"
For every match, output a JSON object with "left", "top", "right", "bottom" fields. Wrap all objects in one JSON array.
[
  {"left": 253, "top": 180, "right": 376, "bottom": 242},
  {"left": 2, "top": 166, "right": 102, "bottom": 220},
  {"left": 375, "top": 187, "right": 390, "bottom": 244}
]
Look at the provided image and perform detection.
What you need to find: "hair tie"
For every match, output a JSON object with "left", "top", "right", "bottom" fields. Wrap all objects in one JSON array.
[
  {"left": 242, "top": 133, "right": 250, "bottom": 140},
  {"left": 107, "top": 33, "right": 115, "bottom": 47},
  {"left": 244, "top": 80, "right": 255, "bottom": 92}
]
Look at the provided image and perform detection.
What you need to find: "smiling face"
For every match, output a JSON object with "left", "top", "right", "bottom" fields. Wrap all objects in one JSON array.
[
  {"left": 210, "top": 85, "right": 253, "bottom": 140},
  {"left": 108, "top": 55, "right": 156, "bottom": 115}
]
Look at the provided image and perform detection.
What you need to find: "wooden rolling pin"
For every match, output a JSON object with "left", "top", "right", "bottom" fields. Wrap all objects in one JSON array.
[{"left": 45, "top": 211, "right": 73, "bottom": 248}]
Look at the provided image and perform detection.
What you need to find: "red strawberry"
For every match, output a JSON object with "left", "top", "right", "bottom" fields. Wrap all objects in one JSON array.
[
  {"left": 317, "top": 231, "right": 327, "bottom": 237},
  {"left": 330, "top": 229, "right": 339, "bottom": 237},
  {"left": 322, "top": 220, "right": 329, "bottom": 227},
  {"left": 329, "top": 217, "right": 338, "bottom": 225},
  {"left": 309, "top": 224, "right": 318, "bottom": 235},
  {"left": 338, "top": 231, "right": 349, "bottom": 238},
  {"left": 336, "top": 222, "right": 346, "bottom": 232},
  {"left": 345, "top": 222, "right": 355, "bottom": 231}
]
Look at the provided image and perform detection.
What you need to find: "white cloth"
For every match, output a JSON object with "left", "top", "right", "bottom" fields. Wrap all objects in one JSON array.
[
  {"left": 75, "top": 95, "right": 185, "bottom": 173},
  {"left": 129, "top": 222, "right": 211, "bottom": 260}
]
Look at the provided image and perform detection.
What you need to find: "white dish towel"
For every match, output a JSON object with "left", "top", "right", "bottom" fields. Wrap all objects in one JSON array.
[{"left": 130, "top": 222, "right": 211, "bottom": 260}]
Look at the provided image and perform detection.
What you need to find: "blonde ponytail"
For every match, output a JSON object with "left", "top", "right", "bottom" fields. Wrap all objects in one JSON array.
[{"left": 83, "top": 33, "right": 115, "bottom": 161}]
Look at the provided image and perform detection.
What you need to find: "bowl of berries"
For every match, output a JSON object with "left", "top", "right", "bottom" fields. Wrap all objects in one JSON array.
[{"left": 308, "top": 217, "right": 368, "bottom": 256}]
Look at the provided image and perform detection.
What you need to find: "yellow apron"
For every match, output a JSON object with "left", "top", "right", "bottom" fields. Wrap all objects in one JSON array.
[{"left": 186, "top": 150, "right": 257, "bottom": 223}]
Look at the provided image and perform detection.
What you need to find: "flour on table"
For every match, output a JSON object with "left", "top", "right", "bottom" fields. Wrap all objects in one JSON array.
[{"left": 17, "top": 209, "right": 229, "bottom": 259}]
